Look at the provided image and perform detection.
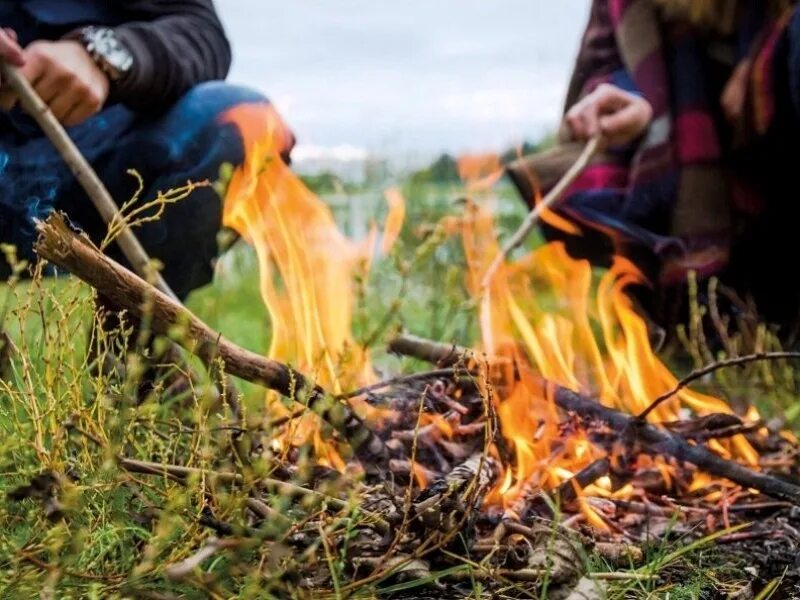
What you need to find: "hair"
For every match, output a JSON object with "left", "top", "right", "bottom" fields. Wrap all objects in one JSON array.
[{"left": 653, "top": 0, "right": 796, "bottom": 33}]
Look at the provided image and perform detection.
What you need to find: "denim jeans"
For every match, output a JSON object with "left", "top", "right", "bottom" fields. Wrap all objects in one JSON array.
[{"left": 0, "top": 82, "right": 269, "bottom": 299}]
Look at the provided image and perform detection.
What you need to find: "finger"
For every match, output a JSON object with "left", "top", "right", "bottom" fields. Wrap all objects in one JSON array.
[
  {"left": 62, "top": 94, "right": 102, "bottom": 127},
  {"left": 599, "top": 102, "right": 650, "bottom": 144},
  {"left": 0, "top": 89, "right": 16, "bottom": 111},
  {"left": 48, "top": 91, "right": 81, "bottom": 123},
  {"left": 594, "top": 86, "right": 637, "bottom": 115},
  {"left": 0, "top": 29, "right": 24, "bottom": 66},
  {"left": 32, "top": 70, "right": 70, "bottom": 104}
]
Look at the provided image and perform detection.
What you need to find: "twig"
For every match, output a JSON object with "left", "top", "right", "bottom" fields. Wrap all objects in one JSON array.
[
  {"left": 0, "top": 61, "right": 175, "bottom": 299},
  {"left": 637, "top": 351, "right": 800, "bottom": 422},
  {"left": 35, "top": 213, "right": 390, "bottom": 473},
  {"left": 482, "top": 135, "right": 602, "bottom": 287},
  {"left": 336, "top": 368, "right": 464, "bottom": 400},
  {"left": 389, "top": 333, "right": 800, "bottom": 505}
]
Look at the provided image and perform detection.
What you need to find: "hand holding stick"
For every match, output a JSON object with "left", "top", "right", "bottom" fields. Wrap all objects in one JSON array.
[{"left": 0, "top": 61, "right": 177, "bottom": 300}]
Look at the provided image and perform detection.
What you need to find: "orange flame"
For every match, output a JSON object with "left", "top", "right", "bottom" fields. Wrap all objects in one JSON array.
[
  {"left": 455, "top": 195, "right": 759, "bottom": 510},
  {"left": 220, "top": 104, "right": 401, "bottom": 464}
]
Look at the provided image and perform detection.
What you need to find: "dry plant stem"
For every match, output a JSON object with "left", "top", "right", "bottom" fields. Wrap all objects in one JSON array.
[
  {"left": 482, "top": 135, "right": 602, "bottom": 287},
  {"left": 389, "top": 334, "right": 800, "bottom": 504},
  {"left": 637, "top": 351, "right": 800, "bottom": 422},
  {"left": 35, "top": 214, "right": 390, "bottom": 473},
  {"left": 118, "top": 457, "right": 393, "bottom": 533},
  {"left": 0, "top": 62, "right": 244, "bottom": 417},
  {"left": 0, "top": 62, "right": 175, "bottom": 299}
]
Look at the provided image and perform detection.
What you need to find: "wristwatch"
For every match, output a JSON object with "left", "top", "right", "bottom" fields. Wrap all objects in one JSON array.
[{"left": 73, "top": 26, "right": 134, "bottom": 82}]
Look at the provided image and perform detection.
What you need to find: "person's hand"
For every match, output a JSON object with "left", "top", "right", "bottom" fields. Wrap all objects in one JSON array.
[
  {"left": 0, "top": 40, "right": 109, "bottom": 127},
  {"left": 721, "top": 59, "right": 750, "bottom": 124},
  {"left": 0, "top": 28, "right": 24, "bottom": 68},
  {"left": 565, "top": 83, "right": 653, "bottom": 146}
]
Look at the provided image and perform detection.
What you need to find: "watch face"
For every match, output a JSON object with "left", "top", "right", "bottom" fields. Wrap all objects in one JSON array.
[{"left": 84, "top": 27, "right": 133, "bottom": 78}]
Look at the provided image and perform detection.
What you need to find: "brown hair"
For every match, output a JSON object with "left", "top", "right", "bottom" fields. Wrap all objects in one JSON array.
[{"left": 653, "top": 0, "right": 795, "bottom": 33}]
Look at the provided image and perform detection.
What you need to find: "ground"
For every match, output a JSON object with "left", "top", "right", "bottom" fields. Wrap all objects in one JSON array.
[{"left": 0, "top": 178, "right": 798, "bottom": 598}]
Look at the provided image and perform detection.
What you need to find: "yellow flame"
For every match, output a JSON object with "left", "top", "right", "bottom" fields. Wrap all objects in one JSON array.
[{"left": 220, "top": 104, "right": 402, "bottom": 464}]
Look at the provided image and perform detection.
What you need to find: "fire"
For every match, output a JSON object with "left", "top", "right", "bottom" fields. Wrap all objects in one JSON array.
[
  {"left": 457, "top": 192, "right": 759, "bottom": 510},
  {"left": 218, "top": 103, "right": 761, "bottom": 520},
  {"left": 220, "top": 104, "right": 402, "bottom": 465}
]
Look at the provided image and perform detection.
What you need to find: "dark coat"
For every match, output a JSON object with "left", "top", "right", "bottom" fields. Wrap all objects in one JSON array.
[{"left": 11, "top": 0, "right": 232, "bottom": 113}]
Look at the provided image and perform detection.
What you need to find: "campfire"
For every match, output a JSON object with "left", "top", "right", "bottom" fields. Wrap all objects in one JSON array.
[{"left": 32, "top": 103, "right": 800, "bottom": 596}]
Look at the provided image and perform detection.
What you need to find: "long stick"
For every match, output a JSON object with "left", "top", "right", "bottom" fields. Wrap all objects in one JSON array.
[
  {"left": 35, "top": 213, "right": 391, "bottom": 474},
  {"left": 482, "top": 136, "right": 602, "bottom": 287},
  {"left": 0, "top": 62, "right": 176, "bottom": 300},
  {"left": 387, "top": 334, "right": 800, "bottom": 505}
]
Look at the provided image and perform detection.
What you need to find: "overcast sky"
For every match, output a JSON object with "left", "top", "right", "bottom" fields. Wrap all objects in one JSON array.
[{"left": 215, "top": 1, "right": 590, "bottom": 160}]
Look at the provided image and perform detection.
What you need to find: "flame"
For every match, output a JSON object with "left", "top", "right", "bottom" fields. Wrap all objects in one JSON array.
[
  {"left": 219, "top": 103, "right": 762, "bottom": 521},
  {"left": 220, "top": 103, "right": 400, "bottom": 464},
  {"left": 455, "top": 196, "right": 760, "bottom": 511}
]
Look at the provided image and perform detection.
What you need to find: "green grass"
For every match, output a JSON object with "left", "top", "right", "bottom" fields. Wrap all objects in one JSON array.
[{"left": 0, "top": 179, "right": 795, "bottom": 598}]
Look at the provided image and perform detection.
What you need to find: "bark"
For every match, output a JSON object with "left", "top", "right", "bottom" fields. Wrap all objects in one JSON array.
[
  {"left": 388, "top": 334, "right": 800, "bottom": 505},
  {"left": 35, "top": 213, "right": 389, "bottom": 474}
]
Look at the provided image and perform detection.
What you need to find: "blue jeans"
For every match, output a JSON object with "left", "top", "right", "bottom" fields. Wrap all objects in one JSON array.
[{"left": 0, "top": 82, "right": 270, "bottom": 299}]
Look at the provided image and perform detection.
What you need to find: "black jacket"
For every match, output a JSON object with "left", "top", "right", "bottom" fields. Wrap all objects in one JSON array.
[
  {"left": 113, "top": 0, "right": 232, "bottom": 112},
  {"left": 13, "top": 0, "right": 232, "bottom": 113}
]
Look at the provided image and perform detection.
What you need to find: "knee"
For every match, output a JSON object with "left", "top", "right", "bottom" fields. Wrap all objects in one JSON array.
[{"left": 148, "top": 82, "right": 273, "bottom": 172}]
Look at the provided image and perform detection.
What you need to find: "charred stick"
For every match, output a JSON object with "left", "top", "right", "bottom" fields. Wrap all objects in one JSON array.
[
  {"left": 553, "top": 384, "right": 800, "bottom": 505},
  {"left": 390, "top": 333, "right": 800, "bottom": 504},
  {"left": 516, "top": 458, "right": 610, "bottom": 521},
  {"left": 388, "top": 334, "right": 477, "bottom": 367},
  {"left": 35, "top": 213, "right": 389, "bottom": 474}
]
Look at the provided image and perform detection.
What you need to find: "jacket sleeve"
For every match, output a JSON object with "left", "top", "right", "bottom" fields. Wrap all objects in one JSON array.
[{"left": 111, "top": 0, "right": 232, "bottom": 112}]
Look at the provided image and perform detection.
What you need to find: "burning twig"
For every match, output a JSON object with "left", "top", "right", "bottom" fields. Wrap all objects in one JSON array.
[
  {"left": 637, "top": 351, "right": 800, "bottom": 422},
  {"left": 388, "top": 333, "right": 800, "bottom": 505},
  {"left": 482, "top": 135, "right": 602, "bottom": 287},
  {"left": 35, "top": 213, "right": 390, "bottom": 474},
  {"left": 520, "top": 458, "right": 612, "bottom": 520}
]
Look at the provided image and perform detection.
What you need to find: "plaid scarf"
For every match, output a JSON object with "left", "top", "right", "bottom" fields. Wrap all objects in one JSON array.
[{"left": 562, "top": 0, "right": 795, "bottom": 284}]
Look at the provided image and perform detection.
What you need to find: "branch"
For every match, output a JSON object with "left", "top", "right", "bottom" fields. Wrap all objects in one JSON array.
[
  {"left": 35, "top": 213, "right": 389, "bottom": 474},
  {"left": 637, "top": 351, "right": 800, "bottom": 422},
  {"left": 482, "top": 135, "right": 602, "bottom": 287},
  {"left": 388, "top": 334, "right": 800, "bottom": 505}
]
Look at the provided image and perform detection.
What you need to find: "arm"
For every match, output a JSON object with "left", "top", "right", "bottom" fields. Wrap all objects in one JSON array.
[{"left": 113, "top": 0, "right": 232, "bottom": 112}]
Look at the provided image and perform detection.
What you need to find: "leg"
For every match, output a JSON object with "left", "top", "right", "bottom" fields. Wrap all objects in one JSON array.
[{"left": 58, "top": 82, "right": 277, "bottom": 300}]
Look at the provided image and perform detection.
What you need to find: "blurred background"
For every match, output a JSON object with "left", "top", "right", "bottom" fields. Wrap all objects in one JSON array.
[{"left": 215, "top": 1, "right": 590, "bottom": 178}]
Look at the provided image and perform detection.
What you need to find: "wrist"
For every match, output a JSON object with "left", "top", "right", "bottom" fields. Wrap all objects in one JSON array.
[{"left": 66, "top": 26, "right": 133, "bottom": 83}]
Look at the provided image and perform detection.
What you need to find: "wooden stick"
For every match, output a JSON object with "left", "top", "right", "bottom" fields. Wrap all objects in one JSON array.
[
  {"left": 35, "top": 213, "right": 390, "bottom": 474},
  {"left": 0, "top": 62, "right": 175, "bottom": 299},
  {"left": 482, "top": 135, "right": 602, "bottom": 287},
  {"left": 388, "top": 334, "right": 800, "bottom": 505},
  {"left": 637, "top": 351, "right": 800, "bottom": 422},
  {"left": 0, "top": 62, "right": 244, "bottom": 417}
]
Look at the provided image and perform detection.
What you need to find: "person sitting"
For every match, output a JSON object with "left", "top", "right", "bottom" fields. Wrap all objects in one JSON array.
[
  {"left": 507, "top": 0, "right": 800, "bottom": 328},
  {"left": 0, "top": 0, "right": 292, "bottom": 301}
]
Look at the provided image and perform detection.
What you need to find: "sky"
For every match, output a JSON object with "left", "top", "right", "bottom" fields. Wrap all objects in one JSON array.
[{"left": 215, "top": 1, "right": 591, "bottom": 165}]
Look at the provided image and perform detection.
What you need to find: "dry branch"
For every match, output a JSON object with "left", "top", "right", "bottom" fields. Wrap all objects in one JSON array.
[
  {"left": 388, "top": 334, "right": 800, "bottom": 505},
  {"left": 35, "top": 213, "right": 389, "bottom": 474},
  {"left": 482, "top": 135, "right": 602, "bottom": 287}
]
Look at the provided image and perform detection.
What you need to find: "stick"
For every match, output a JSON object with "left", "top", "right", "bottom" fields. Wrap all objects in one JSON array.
[
  {"left": 387, "top": 334, "right": 475, "bottom": 367},
  {"left": 388, "top": 334, "right": 800, "bottom": 505},
  {"left": 35, "top": 213, "right": 390, "bottom": 474},
  {"left": 637, "top": 351, "right": 800, "bottom": 422},
  {"left": 0, "top": 62, "right": 175, "bottom": 299},
  {"left": 482, "top": 135, "right": 602, "bottom": 287},
  {"left": 0, "top": 62, "right": 244, "bottom": 416}
]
